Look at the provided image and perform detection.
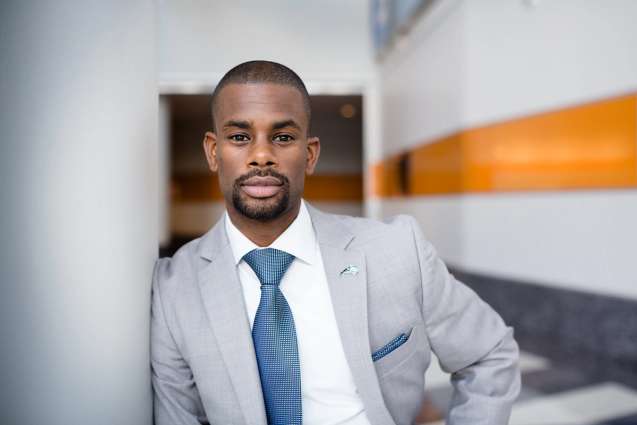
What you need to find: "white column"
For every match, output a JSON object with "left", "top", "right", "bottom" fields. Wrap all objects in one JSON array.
[{"left": 0, "top": 2, "right": 156, "bottom": 424}]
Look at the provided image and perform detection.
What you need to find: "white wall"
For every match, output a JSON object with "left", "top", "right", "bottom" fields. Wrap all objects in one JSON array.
[
  {"left": 379, "top": 0, "right": 637, "bottom": 159},
  {"left": 376, "top": 0, "right": 637, "bottom": 299},
  {"left": 0, "top": 2, "right": 157, "bottom": 424},
  {"left": 381, "top": 192, "right": 637, "bottom": 300},
  {"left": 158, "top": 0, "right": 374, "bottom": 89}
]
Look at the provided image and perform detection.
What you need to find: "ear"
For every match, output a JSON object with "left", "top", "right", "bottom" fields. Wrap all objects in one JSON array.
[
  {"left": 305, "top": 136, "right": 320, "bottom": 175},
  {"left": 203, "top": 131, "right": 218, "bottom": 172}
]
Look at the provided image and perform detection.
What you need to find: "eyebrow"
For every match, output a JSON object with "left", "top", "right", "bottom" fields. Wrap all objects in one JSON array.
[
  {"left": 272, "top": 119, "right": 301, "bottom": 131},
  {"left": 222, "top": 120, "right": 252, "bottom": 130},
  {"left": 221, "top": 119, "right": 302, "bottom": 132}
]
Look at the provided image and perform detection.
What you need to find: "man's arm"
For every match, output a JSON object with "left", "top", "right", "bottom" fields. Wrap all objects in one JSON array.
[
  {"left": 151, "top": 259, "right": 209, "bottom": 425},
  {"left": 406, "top": 216, "right": 521, "bottom": 424}
]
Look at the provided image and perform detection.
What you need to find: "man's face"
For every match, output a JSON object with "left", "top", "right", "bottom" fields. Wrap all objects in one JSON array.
[{"left": 203, "top": 83, "right": 320, "bottom": 221}]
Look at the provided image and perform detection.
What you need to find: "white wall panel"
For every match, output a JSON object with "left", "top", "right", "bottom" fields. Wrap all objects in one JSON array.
[
  {"left": 381, "top": 192, "right": 637, "bottom": 300},
  {"left": 379, "top": 0, "right": 637, "bottom": 157},
  {"left": 158, "top": 0, "right": 374, "bottom": 86},
  {"left": 462, "top": 0, "right": 637, "bottom": 127},
  {"left": 379, "top": 0, "right": 467, "bottom": 157}
]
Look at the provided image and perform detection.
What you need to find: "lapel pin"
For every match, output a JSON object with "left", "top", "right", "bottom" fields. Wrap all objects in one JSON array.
[{"left": 340, "top": 265, "right": 359, "bottom": 277}]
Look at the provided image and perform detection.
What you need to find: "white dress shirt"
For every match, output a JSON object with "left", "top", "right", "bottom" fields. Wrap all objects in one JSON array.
[{"left": 224, "top": 200, "right": 372, "bottom": 425}]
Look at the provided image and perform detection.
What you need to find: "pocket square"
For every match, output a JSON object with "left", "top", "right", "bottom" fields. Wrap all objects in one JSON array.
[{"left": 371, "top": 332, "right": 409, "bottom": 362}]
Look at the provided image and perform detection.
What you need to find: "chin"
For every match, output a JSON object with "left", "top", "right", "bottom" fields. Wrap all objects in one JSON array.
[{"left": 232, "top": 191, "right": 290, "bottom": 221}]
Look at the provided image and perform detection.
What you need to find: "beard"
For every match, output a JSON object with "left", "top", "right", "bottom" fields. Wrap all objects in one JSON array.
[{"left": 231, "top": 168, "right": 291, "bottom": 221}]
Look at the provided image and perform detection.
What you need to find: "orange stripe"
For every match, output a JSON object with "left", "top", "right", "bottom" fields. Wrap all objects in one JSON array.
[
  {"left": 172, "top": 175, "right": 223, "bottom": 202},
  {"left": 173, "top": 174, "right": 363, "bottom": 202},
  {"left": 372, "top": 94, "right": 637, "bottom": 197},
  {"left": 302, "top": 174, "right": 363, "bottom": 201}
]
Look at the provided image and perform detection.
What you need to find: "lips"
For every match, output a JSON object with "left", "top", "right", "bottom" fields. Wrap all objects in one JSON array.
[{"left": 240, "top": 176, "right": 283, "bottom": 198}]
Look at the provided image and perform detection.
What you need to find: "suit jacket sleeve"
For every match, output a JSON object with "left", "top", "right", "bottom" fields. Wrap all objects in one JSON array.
[
  {"left": 406, "top": 216, "right": 521, "bottom": 424},
  {"left": 151, "top": 258, "right": 209, "bottom": 425}
]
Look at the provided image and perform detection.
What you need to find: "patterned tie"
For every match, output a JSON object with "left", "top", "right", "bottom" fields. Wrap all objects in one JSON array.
[{"left": 243, "top": 248, "right": 302, "bottom": 425}]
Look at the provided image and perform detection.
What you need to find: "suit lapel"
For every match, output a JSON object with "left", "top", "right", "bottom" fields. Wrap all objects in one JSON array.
[
  {"left": 308, "top": 205, "right": 395, "bottom": 424},
  {"left": 197, "top": 220, "right": 267, "bottom": 425}
]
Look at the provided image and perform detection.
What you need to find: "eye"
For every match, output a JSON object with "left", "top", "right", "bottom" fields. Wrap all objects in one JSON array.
[
  {"left": 228, "top": 134, "right": 250, "bottom": 143},
  {"left": 273, "top": 134, "right": 294, "bottom": 143}
]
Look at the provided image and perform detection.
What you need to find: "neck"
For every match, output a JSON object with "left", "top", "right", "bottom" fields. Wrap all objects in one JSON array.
[{"left": 226, "top": 202, "right": 301, "bottom": 247}]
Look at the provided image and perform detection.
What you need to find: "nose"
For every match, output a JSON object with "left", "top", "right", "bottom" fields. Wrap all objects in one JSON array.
[{"left": 248, "top": 134, "right": 276, "bottom": 168}]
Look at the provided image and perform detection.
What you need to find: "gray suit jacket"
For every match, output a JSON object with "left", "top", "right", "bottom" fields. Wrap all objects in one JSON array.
[{"left": 151, "top": 204, "right": 520, "bottom": 425}]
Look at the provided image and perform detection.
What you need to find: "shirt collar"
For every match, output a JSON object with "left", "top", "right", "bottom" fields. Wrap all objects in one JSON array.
[{"left": 224, "top": 199, "right": 317, "bottom": 266}]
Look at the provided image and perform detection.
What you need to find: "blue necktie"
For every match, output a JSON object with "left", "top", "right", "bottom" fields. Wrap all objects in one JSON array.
[{"left": 243, "top": 248, "right": 302, "bottom": 425}]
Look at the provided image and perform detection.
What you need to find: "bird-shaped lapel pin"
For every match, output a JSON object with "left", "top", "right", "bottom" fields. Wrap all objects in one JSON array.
[{"left": 340, "top": 265, "right": 359, "bottom": 277}]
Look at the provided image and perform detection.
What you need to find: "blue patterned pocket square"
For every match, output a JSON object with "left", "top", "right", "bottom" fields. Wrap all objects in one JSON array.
[{"left": 371, "top": 332, "right": 409, "bottom": 362}]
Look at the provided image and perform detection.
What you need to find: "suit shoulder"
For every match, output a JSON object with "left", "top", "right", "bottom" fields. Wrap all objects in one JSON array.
[{"left": 153, "top": 236, "right": 203, "bottom": 296}]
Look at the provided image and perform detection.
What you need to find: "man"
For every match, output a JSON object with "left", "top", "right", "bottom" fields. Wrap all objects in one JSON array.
[{"left": 151, "top": 60, "right": 520, "bottom": 425}]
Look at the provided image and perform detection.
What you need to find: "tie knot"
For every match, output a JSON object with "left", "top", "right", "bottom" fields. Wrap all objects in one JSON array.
[{"left": 243, "top": 248, "right": 295, "bottom": 286}]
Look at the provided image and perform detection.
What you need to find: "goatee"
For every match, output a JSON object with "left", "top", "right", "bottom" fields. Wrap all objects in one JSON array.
[{"left": 232, "top": 169, "right": 290, "bottom": 221}]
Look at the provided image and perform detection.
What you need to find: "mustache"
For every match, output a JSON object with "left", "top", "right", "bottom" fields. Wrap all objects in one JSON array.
[{"left": 234, "top": 168, "right": 289, "bottom": 186}]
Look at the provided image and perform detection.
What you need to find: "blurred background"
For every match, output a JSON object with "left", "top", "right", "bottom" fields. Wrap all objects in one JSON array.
[{"left": 1, "top": 1, "right": 636, "bottom": 424}]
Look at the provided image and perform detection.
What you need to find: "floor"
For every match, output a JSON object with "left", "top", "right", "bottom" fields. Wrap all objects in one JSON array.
[{"left": 418, "top": 351, "right": 637, "bottom": 425}]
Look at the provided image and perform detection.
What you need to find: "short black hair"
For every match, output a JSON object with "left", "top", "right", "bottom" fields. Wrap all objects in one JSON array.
[{"left": 210, "top": 60, "right": 312, "bottom": 133}]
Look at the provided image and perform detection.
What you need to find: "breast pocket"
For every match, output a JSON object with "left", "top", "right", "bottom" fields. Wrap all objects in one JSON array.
[{"left": 372, "top": 324, "right": 427, "bottom": 379}]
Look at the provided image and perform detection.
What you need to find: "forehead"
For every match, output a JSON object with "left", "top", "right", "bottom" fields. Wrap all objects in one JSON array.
[{"left": 214, "top": 83, "right": 307, "bottom": 128}]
